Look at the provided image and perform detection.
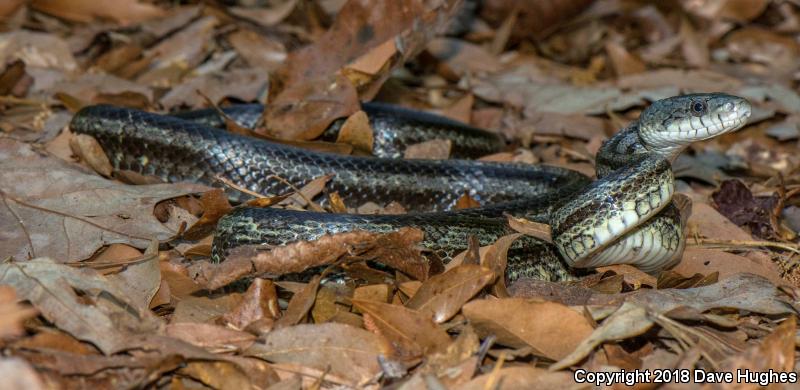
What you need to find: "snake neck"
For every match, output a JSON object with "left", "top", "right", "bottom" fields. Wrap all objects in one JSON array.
[{"left": 595, "top": 123, "right": 653, "bottom": 178}]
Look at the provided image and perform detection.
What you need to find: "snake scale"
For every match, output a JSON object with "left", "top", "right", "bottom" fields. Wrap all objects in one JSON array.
[{"left": 69, "top": 93, "right": 751, "bottom": 282}]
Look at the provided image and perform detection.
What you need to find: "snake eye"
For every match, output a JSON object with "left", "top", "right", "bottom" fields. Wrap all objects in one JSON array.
[{"left": 690, "top": 100, "right": 707, "bottom": 116}]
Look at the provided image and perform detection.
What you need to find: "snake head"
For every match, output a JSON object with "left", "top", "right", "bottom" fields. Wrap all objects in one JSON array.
[{"left": 638, "top": 93, "right": 752, "bottom": 159}]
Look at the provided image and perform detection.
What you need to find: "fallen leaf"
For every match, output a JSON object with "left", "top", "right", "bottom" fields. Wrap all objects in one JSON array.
[
  {"left": 679, "top": 0, "right": 768, "bottom": 22},
  {"left": 137, "top": 16, "right": 219, "bottom": 87},
  {"left": 226, "top": 28, "right": 287, "bottom": 71},
  {"left": 0, "top": 258, "right": 163, "bottom": 354},
  {"left": 462, "top": 298, "right": 593, "bottom": 360},
  {"left": 0, "top": 59, "right": 31, "bottom": 97},
  {"left": 352, "top": 284, "right": 390, "bottom": 307},
  {"left": 0, "top": 139, "right": 207, "bottom": 261},
  {"left": 426, "top": 38, "right": 502, "bottom": 77},
  {"left": 480, "top": 0, "right": 595, "bottom": 39},
  {"left": 353, "top": 299, "right": 451, "bottom": 358},
  {"left": 263, "top": 73, "right": 360, "bottom": 141},
  {"left": 721, "top": 316, "right": 795, "bottom": 376},
  {"left": 0, "top": 358, "right": 46, "bottom": 390},
  {"left": 0, "top": 286, "right": 37, "bottom": 340},
  {"left": 0, "top": 30, "right": 77, "bottom": 71},
  {"left": 454, "top": 192, "right": 480, "bottom": 209},
  {"left": 275, "top": 276, "right": 321, "bottom": 328},
  {"left": 228, "top": 0, "right": 299, "bottom": 27},
  {"left": 159, "top": 69, "right": 269, "bottom": 109},
  {"left": 182, "top": 189, "right": 233, "bottom": 240},
  {"left": 405, "top": 264, "right": 495, "bottom": 323},
  {"left": 656, "top": 270, "right": 718, "bottom": 289},
  {"left": 222, "top": 278, "right": 280, "bottom": 330},
  {"left": 687, "top": 202, "right": 754, "bottom": 241},
  {"left": 605, "top": 41, "right": 646, "bottom": 77},
  {"left": 30, "top": 0, "right": 164, "bottom": 25},
  {"left": 460, "top": 365, "right": 577, "bottom": 390},
  {"left": 336, "top": 110, "right": 374, "bottom": 154},
  {"left": 171, "top": 294, "right": 242, "bottom": 324},
  {"left": 106, "top": 241, "right": 161, "bottom": 311},
  {"left": 165, "top": 322, "right": 256, "bottom": 353},
  {"left": 51, "top": 72, "right": 154, "bottom": 111},
  {"left": 403, "top": 139, "right": 452, "bottom": 159},
  {"left": 198, "top": 227, "right": 426, "bottom": 290},
  {"left": 69, "top": 133, "right": 113, "bottom": 177},
  {"left": 674, "top": 248, "right": 781, "bottom": 285},
  {"left": 264, "top": 0, "right": 462, "bottom": 139},
  {"left": 245, "top": 323, "right": 393, "bottom": 385}
]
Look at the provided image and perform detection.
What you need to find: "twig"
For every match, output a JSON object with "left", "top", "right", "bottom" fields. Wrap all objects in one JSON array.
[
  {"left": 688, "top": 237, "right": 800, "bottom": 255},
  {"left": 215, "top": 175, "right": 266, "bottom": 198}
]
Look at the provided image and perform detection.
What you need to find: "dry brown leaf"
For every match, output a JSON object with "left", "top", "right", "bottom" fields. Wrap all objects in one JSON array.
[
  {"left": 480, "top": 0, "right": 595, "bottom": 40},
  {"left": 352, "top": 284, "right": 390, "bottom": 307},
  {"left": 178, "top": 361, "right": 253, "bottom": 390},
  {"left": 228, "top": 0, "right": 299, "bottom": 28},
  {"left": 343, "top": 39, "right": 398, "bottom": 91},
  {"left": 226, "top": 28, "right": 287, "bottom": 71},
  {"left": 426, "top": 38, "right": 502, "bottom": 77},
  {"left": 0, "top": 258, "right": 163, "bottom": 355},
  {"left": 69, "top": 133, "right": 113, "bottom": 177},
  {"left": 105, "top": 242, "right": 161, "bottom": 311},
  {"left": 137, "top": 16, "right": 218, "bottom": 87},
  {"left": 674, "top": 248, "right": 782, "bottom": 285},
  {"left": 462, "top": 298, "right": 593, "bottom": 360},
  {"left": 196, "top": 227, "right": 426, "bottom": 290},
  {"left": 687, "top": 202, "right": 754, "bottom": 241},
  {"left": 31, "top": 0, "right": 164, "bottom": 24},
  {"left": 595, "top": 264, "right": 657, "bottom": 288},
  {"left": 405, "top": 264, "right": 495, "bottom": 323},
  {"left": 160, "top": 69, "right": 268, "bottom": 109},
  {"left": 336, "top": 110, "right": 374, "bottom": 154},
  {"left": 278, "top": 173, "right": 332, "bottom": 210},
  {"left": 275, "top": 276, "right": 321, "bottom": 328},
  {"left": 222, "top": 278, "right": 280, "bottom": 330},
  {"left": 245, "top": 322, "right": 394, "bottom": 385},
  {"left": 182, "top": 189, "right": 233, "bottom": 240},
  {"left": 171, "top": 294, "right": 242, "bottom": 324},
  {"left": 507, "top": 214, "right": 552, "bottom": 242},
  {"left": 159, "top": 261, "right": 203, "bottom": 300},
  {"left": 460, "top": 366, "right": 577, "bottom": 390},
  {"left": 454, "top": 192, "right": 480, "bottom": 209},
  {"left": 605, "top": 41, "right": 646, "bottom": 77},
  {"left": 721, "top": 316, "right": 795, "bottom": 377},
  {"left": 679, "top": 0, "right": 768, "bottom": 22},
  {"left": 264, "top": 0, "right": 462, "bottom": 140},
  {"left": 0, "top": 30, "right": 77, "bottom": 71},
  {"left": 656, "top": 270, "right": 718, "bottom": 289},
  {"left": 403, "top": 139, "right": 452, "bottom": 159},
  {"left": 0, "top": 286, "right": 37, "bottom": 340},
  {"left": 437, "top": 93, "right": 474, "bottom": 124},
  {"left": 0, "top": 0, "right": 25, "bottom": 18},
  {"left": 353, "top": 299, "right": 451, "bottom": 359},
  {"left": 53, "top": 73, "right": 153, "bottom": 104},
  {"left": 0, "top": 139, "right": 207, "bottom": 261},
  {"left": 263, "top": 73, "right": 360, "bottom": 141},
  {"left": 165, "top": 322, "right": 256, "bottom": 353},
  {"left": 680, "top": 18, "right": 710, "bottom": 68},
  {"left": 0, "top": 59, "right": 31, "bottom": 97}
]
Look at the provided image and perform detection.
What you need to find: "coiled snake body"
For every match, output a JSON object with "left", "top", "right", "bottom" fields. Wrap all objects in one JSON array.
[{"left": 69, "top": 94, "right": 751, "bottom": 281}]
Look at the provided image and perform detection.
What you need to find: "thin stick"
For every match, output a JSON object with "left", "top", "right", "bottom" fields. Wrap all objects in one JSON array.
[{"left": 688, "top": 238, "right": 800, "bottom": 255}]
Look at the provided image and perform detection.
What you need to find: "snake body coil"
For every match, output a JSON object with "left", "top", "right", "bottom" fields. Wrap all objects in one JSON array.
[{"left": 69, "top": 94, "right": 751, "bottom": 281}]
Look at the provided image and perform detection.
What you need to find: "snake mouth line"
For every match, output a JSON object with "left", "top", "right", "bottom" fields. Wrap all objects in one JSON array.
[{"left": 673, "top": 115, "right": 749, "bottom": 141}]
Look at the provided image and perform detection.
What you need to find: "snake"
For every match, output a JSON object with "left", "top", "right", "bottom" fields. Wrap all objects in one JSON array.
[{"left": 68, "top": 93, "right": 751, "bottom": 282}]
